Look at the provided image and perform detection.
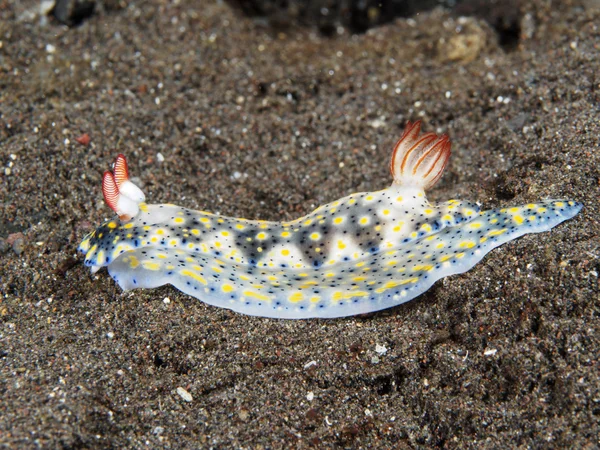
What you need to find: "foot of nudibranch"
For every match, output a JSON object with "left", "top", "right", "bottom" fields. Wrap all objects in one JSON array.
[
  {"left": 102, "top": 154, "right": 146, "bottom": 221},
  {"left": 390, "top": 121, "right": 451, "bottom": 191}
]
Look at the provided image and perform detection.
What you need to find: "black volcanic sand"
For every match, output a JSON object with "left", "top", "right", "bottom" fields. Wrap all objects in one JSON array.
[{"left": 1, "top": 1, "right": 599, "bottom": 448}]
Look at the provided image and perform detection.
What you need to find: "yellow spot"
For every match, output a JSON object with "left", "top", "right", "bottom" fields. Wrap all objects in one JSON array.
[
  {"left": 529, "top": 215, "right": 536, "bottom": 221},
  {"left": 513, "top": 215, "right": 524, "bottom": 225},
  {"left": 488, "top": 229, "right": 508, "bottom": 237},
  {"left": 168, "top": 239, "right": 177, "bottom": 246},
  {"left": 123, "top": 223, "right": 134, "bottom": 229},
  {"left": 396, "top": 196, "right": 403, "bottom": 202},
  {"left": 356, "top": 261, "right": 366, "bottom": 267},
  {"left": 393, "top": 225, "right": 403, "bottom": 232},
  {"left": 490, "top": 218, "right": 498, "bottom": 224},
  {"left": 289, "top": 292, "right": 304, "bottom": 303},
  {"left": 442, "top": 214, "right": 452, "bottom": 222},
  {"left": 421, "top": 224, "right": 432, "bottom": 232},
  {"left": 157, "top": 229, "right": 165, "bottom": 235},
  {"left": 303, "top": 219, "right": 313, "bottom": 226},
  {"left": 157, "top": 253, "right": 167, "bottom": 259},
  {"left": 96, "top": 250, "right": 105, "bottom": 263},
  {"left": 199, "top": 217, "right": 210, "bottom": 224},
  {"left": 256, "top": 232, "right": 267, "bottom": 240},
  {"left": 142, "top": 261, "right": 160, "bottom": 271},
  {"left": 359, "top": 217, "right": 369, "bottom": 225},
  {"left": 538, "top": 207, "right": 547, "bottom": 213},
  {"left": 509, "top": 207, "right": 520, "bottom": 213},
  {"left": 240, "top": 275, "right": 250, "bottom": 281},
  {"left": 151, "top": 237, "right": 158, "bottom": 243},
  {"left": 527, "top": 203, "right": 536, "bottom": 209},
  {"left": 387, "top": 260, "right": 398, "bottom": 266},
  {"left": 337, "top": 240, "right": 346, "bottom": 250},
  {"left": 469, "top": 222, "right": 482, "bottom": 229},
  {"left": 440, "top": 255, "right": 452, "bottom": 262},
  {"left": 382, "top": 209, "right": 390, "bottom": 215},
  {"left": 310, "top": 296, "right": 321, "bottom": 304},
  {"left": 181, "top": 270, "right": 207, "bottom": 285},
  {"left": 375, "top": 279, "right": 417, "bottom": 294},
  {"left": 555, "top": 201, "right": 564, "bottom": 207},
  {"left": 325, "top": 272, "right": 335, "bottom": 278},
  {"left": 365, "top": 195, "right": 374, "bottom": 201},
  {"left": 212, "top": 266, "right": 222, "bottom": 273},
  {"left": 128, "top": 255, "right": 140, "bottom": 269},
  {"left": 374, "top": 225, "right": 382, "bottom": 232},
  {"left": 412, "top": 264, "right": 433, "bottom": 272},
  {"left": 459, "top": 241, "right": 476, "bottom": 249},
  {"left": 424, "top": 209, "right": 433, "bottom": 215},
  {"left": 222, "top": 284, "right": 235, "bottom": 293},
  {"left": 139, "top": 203, "right": 148, "bottom": 212},
  {"left": 281, "top": 231, "right": 291, "bottom": 238},
  {"left": 174, "top": 217, "right": 184, "bottom": 224},
  {"left": 410, "top": 232, "right": 418, "bottom": 238},
  {"left": 259, "top": 223, "right": 268, "bottom": 229},
  {"left": 480, "top": 237, "right": 487, "bottom": 243},
  {"left": 281, "top": 249, "right": 290, "bottom": 256},
  {"left": 310, "top": 232, "right": 321, "bottom": 240},
  {"left": 333, "top": 217, "right": 344, "bottom": 225},
  {"left": 236, "top": 223, "right": 246, "bottom": 230},
  {"left": 333, "top": 291, "right": 368, "bottom": 301},
  {"left": 456, "top": 252, "right": 465, "bottom": 259},
  {"left": 257, "top": 247, "right": 263, "bottom": 252},
  {"left": 464, "top": 209, "right": 475, "bottom": 216},
  {"left": 348, "top": 199, "right": 356, "bottom": 205},
  {"left": 221, "top": 231, "right": 229, "bottom": 237},
  {"left": 329, "top": 208, "right": 337, "bottom": 214},
  {"left": 243, "top": 290, "right": 270, "bottom": 301}
]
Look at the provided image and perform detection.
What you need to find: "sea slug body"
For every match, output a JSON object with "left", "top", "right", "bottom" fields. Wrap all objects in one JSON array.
[{"left": 78, "top": 121, "right": 582, "bottom": 318}]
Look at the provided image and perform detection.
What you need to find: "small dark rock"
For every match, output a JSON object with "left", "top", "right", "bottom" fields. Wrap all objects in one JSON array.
[{"left": 52, "top": 0, "right": 96, "bottom": 26}]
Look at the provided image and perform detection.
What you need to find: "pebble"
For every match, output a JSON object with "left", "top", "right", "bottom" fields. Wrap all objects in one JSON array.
[
  {"left": 177, "top": 386, "right": 193, "bottom": 402},
  {"left": 6, "top": 232, "right": 25, "bottom": 255}
]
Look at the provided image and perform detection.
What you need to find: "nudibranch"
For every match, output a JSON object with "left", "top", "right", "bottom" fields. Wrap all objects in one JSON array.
[{"left": 78, "top": 122, "right": 582, "bottom": 318}]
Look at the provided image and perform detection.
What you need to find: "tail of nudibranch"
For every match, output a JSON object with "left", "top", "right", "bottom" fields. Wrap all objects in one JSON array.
[
  {"left": 390, "top": 121, "right": 451, "bottom": 190},
  {"left": 102, "top": 154, "right": 146, "bottom": 221}
]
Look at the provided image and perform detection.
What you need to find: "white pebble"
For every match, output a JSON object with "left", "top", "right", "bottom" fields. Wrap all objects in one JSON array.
[
  {"left": 483, "top": 348, "right": 497, "bottom": 356},
  {"left": 46, "top": 44, "right": 56, "bottom": 54},
  {"left": 306, "top": 391, "right": 314, "bottom": 401},
  {"left": 163, "top": 297, "right": 171, "bottom": 304},
  {"left": 303, "top": 360, "right": 317, "bottom": 370},
  {"left": 375, "top": 344, "right": 388, "bottom": 355},
  {"left": 156, "top": 152, "right": 165, "bottom": 163},
  {"left": 177, "top": 386, "right": 193, "bottom": 402}
]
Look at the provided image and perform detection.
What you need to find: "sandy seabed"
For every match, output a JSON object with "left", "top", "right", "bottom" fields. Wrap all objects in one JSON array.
[{"left": 0, "top": 1, "right": 598, "bottom": 448}]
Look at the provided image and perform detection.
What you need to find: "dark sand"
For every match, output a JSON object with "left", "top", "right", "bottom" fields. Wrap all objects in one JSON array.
[{"left": 1, "top": 1, "right": 599, "bottom": 448}]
